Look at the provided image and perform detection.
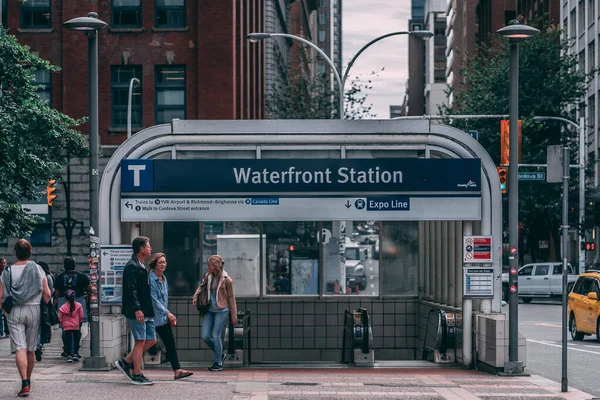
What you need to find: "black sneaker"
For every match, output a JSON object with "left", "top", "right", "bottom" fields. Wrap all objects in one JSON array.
[
  {"left": 67, "top": 356, "right": 74, "bottom": 363},
  {"left": 35, "top": 347, "right": 42, "bottom": 362},
  {"left": 208, "top": 362, "right": 223, "bottom": 372},
  {"left": 61, "top": 352, "right": 68, "bottom": 358},
  {"left": 222, "top": 351, "right": 227, "bottom": 363},
  {"left": 71, "top": 355, "right": 79, "bottom": 362},
  {"left": 130, "top": 373, "right": 154, "bottom": 385},
  {"left": 115, "top": 359, "right": 133, "bottom": 381}
]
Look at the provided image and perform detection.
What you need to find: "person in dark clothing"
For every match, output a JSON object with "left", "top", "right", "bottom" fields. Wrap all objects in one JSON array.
[
  {"left": 54, "top": 258, "right": 91, "bottom": 323},
  {"left": 115, "top": 236, "right": 156, "bottom": 386}
]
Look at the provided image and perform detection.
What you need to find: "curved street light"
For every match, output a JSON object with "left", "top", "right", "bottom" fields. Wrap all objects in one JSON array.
[
  {"left": 341, "top": 30, "right": 433, "bottom": 88},
  {"left": 63, "top": 11, "right": 107, "bottom": 369},
  {"left": 247, "top": 32, "right": 344, "bottom": 119},
  {"left": 247, "top": 30, "right": 433, "bottom": 120}
]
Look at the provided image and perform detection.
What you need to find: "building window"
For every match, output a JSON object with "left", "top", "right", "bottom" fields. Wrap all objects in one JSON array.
[
  {"left": 589, "top": 0, "right": 595, "bottom": 25},
  {"left": 111, "top": 66, "right": 142, "bottom": 128},
  {"left": 589, "top": 95, "right": 595, "bottom": 135},
  {"left": 111, "top": 0, "right": 141, "bottom": 28},
  {"left": 33, "top": 69, "right": 52, "bottom": 105},
  {"left": 570, "top": 9, "right": 576, "bottom": 39},
  {"left": 318, "top": 30, "right": 326, "bottom": 42},
  {"left": 155, "top": 0, "right": 185, "bottom": 28},
  {"left": 588, "top": 40, "right": 595, "bottom": 72},
  {"left": 20, "top": 0, "right": 51, "bottom": 29},
  {"left": 317, "top": 62, "right": 326, "bottom": 75},
  {"left": 2, "top": 0, "right": 7, "bottom": 28},
  {"left": 579, "top": 0, "right": 585, "bottom": 32},
  {"left": 318, "top": 0, "right": 326, "bottom": 7},
  {"left": 318, "top": 12, "right": 327, "bottom": 25},
  {"left": 579, "top": 50, "right": 585, "bottom": 71},
  {"left": 155, "top": 65, "right": 186, "bottom": 124},
  {"left": 26, "top": 214, "right": 52, "bottom": 246}
]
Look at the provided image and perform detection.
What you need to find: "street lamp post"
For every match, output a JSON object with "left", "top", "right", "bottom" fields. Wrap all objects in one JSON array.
[
  {"left": 247, "top": 32, "right": 344, "bottom": 119},
  {"left": 127, "top": 77, "right": 140, "bottom": 140},
  {"left": 497, "top": 20, "right": 539, "bottom": 375},
  {"left": 64, "top": 11, "right": 107, "bottom": 370},
  {"left": 533, "top": 116, "right": 586, "bottom": 274},
  {"left": 341, "top": 30, "right": 433, "bottom": 88},
  {"left": 247, "top": 31, "right": 432, "bottom": 120},
  {"left": 533, "top": 115, "right": 585, "bottom": 393}
]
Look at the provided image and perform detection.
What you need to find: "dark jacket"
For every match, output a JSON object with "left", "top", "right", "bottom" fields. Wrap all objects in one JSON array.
[{"left": 121, "top": 256, "right": 154, "bottom": 320}]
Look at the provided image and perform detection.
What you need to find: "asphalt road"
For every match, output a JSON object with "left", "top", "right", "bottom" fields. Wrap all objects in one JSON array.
[{"left": 518, "top": 300, "right": 600, "bottom": 397}]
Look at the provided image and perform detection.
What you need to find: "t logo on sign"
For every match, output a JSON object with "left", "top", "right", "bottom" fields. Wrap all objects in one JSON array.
[{"left": 121, "top": 160, "right": 153, "bottom": 192}]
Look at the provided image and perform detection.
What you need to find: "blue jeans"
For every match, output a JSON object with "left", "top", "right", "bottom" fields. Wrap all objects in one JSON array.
[{"left": 201, "top": 311, "right": 229, "bottom": 364}]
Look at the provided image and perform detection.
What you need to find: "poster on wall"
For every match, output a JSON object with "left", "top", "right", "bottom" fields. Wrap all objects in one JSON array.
[
  {"left": 99, "top": 244, "right": 132, "bottom": 303},
  {"left": 216, "top": 234, "right": 263, "bottom": 297},
  {"left": 290, "top": 248, "right": 319, "bottom": 295}
]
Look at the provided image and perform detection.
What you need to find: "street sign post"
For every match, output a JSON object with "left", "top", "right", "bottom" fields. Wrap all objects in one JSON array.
[{"left": 518, "top": 172, "right": 545, "bottom": 181}]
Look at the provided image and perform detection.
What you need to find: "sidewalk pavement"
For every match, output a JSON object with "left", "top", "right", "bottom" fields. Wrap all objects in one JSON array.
[{"left": 0, "top": 330, "right": 596, "bottom": 400}]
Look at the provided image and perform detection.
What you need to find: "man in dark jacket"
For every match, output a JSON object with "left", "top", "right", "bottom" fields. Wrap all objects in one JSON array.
[{"left": 115, "top": 236, "right": 156, "bottom": 386}]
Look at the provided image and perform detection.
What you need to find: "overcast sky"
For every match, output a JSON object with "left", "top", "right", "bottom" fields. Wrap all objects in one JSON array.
[{"left": 343, "top": 0, "right": 411, "bottom": 119}]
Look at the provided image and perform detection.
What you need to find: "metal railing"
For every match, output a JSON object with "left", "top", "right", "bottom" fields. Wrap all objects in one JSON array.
[{"left": 223, "top": 309, "right": 251, "bottom": 367}]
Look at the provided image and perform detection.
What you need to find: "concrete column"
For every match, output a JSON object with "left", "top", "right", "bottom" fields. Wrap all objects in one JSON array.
[
  {"left": 448, "top": 221, "right": 456, "bottom": 307},
  {"left": 424, "top": 222, "right": 430, "bottom": 299},
  {"left": 419, "top": 221, "right": 425, "bottom": 298},
  {"left": 455, "top": 221, "right": 463, "bottom": 306},
  {"left": 435, "top": 221, "right": 442, "bottom": 303},
  {"left": 463, "top": 221, "right": 473, "bottom": 367},
  {"left": 441, "top": 221, "right": 449, "bottom": 305}
]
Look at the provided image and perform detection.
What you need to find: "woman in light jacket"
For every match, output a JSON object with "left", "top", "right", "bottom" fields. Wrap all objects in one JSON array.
[
  {"left": 0, "top": 239, "right": 51, "bottom": 397},
  {"left": 148, "top": 253, "right": 193, "bottom": 380},
  {"left": 192, "top": 255, "right": 237, "bottom": 372}
]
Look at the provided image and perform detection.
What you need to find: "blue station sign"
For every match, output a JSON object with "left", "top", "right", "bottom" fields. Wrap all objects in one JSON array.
[{"left": 121, "top": 158, "right": 481, "bottom": 194}]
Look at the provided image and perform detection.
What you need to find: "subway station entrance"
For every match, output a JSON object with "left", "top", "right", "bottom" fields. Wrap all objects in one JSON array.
[{"left": 96, "top": 119, "right": 513, "bottom": 369}]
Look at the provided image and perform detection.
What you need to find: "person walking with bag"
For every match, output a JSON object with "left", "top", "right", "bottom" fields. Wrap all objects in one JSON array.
[
  {"left": 148, "top": 253, "right": 193, "bottom": 380},
  {"left": 58, "top": 289, "right": 83, "bottom": 363},
  {"left": 192, "top": 255, "right": 237, "bottom": 372},
  {"left": 0, "top": 239, "right": 51, "bottom": 397}
]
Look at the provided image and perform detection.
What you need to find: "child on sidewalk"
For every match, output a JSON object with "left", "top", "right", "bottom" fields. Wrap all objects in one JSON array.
[{"left": 58, "top": 289, "right": 83, "bottom": 363}]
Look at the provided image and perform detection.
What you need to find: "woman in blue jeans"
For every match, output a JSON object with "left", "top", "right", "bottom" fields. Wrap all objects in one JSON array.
[{"left": 193, "top": 255, "right": 237, "bottom": 372}]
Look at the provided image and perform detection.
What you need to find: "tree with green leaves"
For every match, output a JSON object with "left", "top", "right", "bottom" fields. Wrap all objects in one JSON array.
[
  {"left": 0, "top": 29, "right": 87, "bottom": 240},
  {"left": 441, "top": 22, "right": 592, "bottom": 263}
]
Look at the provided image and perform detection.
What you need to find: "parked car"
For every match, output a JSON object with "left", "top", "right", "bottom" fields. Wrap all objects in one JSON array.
[
  {"left": 568, "top": 270, "right": 600, "bottom": 341},
  {"left": 501, "top": 262, "right": 578, "bottom": 303},
  {"left": 345, "top": 241, "right": 367, "bottom": 291}
]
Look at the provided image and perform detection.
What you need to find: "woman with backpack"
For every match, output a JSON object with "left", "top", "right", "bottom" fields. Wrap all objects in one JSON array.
[
  {"left": 192, "top": 255, "right": 237, "bottom": 372},
  {"left": 148, "top": 253, "right": 193, "bottom": 380},
  {"left": 58, "top": 289, "right": 83, "bottom": 363}
]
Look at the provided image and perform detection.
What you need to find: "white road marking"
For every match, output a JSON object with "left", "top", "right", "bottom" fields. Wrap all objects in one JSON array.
[
  {"left": 369, "top": 267, "right": 373, "bottom": 271},
  {"left": 527, "top": 339, "right": 600, "bottom": 355},
  {"left": 370, "top": 284, "right": 374, "bottom": 288},
  {"left": 370, "top": 276, "right": 374, "bottom": 279}
]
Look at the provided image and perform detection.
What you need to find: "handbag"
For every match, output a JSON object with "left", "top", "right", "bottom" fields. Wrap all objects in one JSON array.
[
  {"left": 46, "top": 300, "right": 59, "bottom": 326},
  {"left": 195, "top": 277, "right": 209, "bottom": 315},
  {"left": 2, "top": 267, "right": 14, "bottom": 314}
]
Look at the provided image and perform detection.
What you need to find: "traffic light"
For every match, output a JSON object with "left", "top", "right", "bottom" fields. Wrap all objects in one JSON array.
[
  {"left": 582, "top": 242, "right": 596, "bottom": 251},
  {"left": 47, "top": 179, "right": 57, "bottom": 206},
  {"left": 500, "top": 120, "right": 523, "bottom": 165},
  {"left": 497, "top": 167, "right": 508, "bottom": 194}
]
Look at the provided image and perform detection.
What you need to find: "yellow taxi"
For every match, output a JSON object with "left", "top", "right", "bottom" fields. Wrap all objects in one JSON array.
[{"left": 568, "top": 270, "right": 600, "bottom": 341}]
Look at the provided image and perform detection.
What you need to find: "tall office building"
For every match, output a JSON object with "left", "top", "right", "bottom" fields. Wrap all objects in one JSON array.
[
  {"left": 424, "top": 0, "right": 448, "bottom": 115},
  {"left": 401, "top": 0, "right": 427, "bottom": 116}
]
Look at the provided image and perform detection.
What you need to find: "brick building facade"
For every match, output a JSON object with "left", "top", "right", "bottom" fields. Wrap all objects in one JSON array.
[
  {"left": 3, "top": 0, "right": 264, "bottom": 147},
  {"left": 1, "top": 0, "right": 266, "bottom": 270}
]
